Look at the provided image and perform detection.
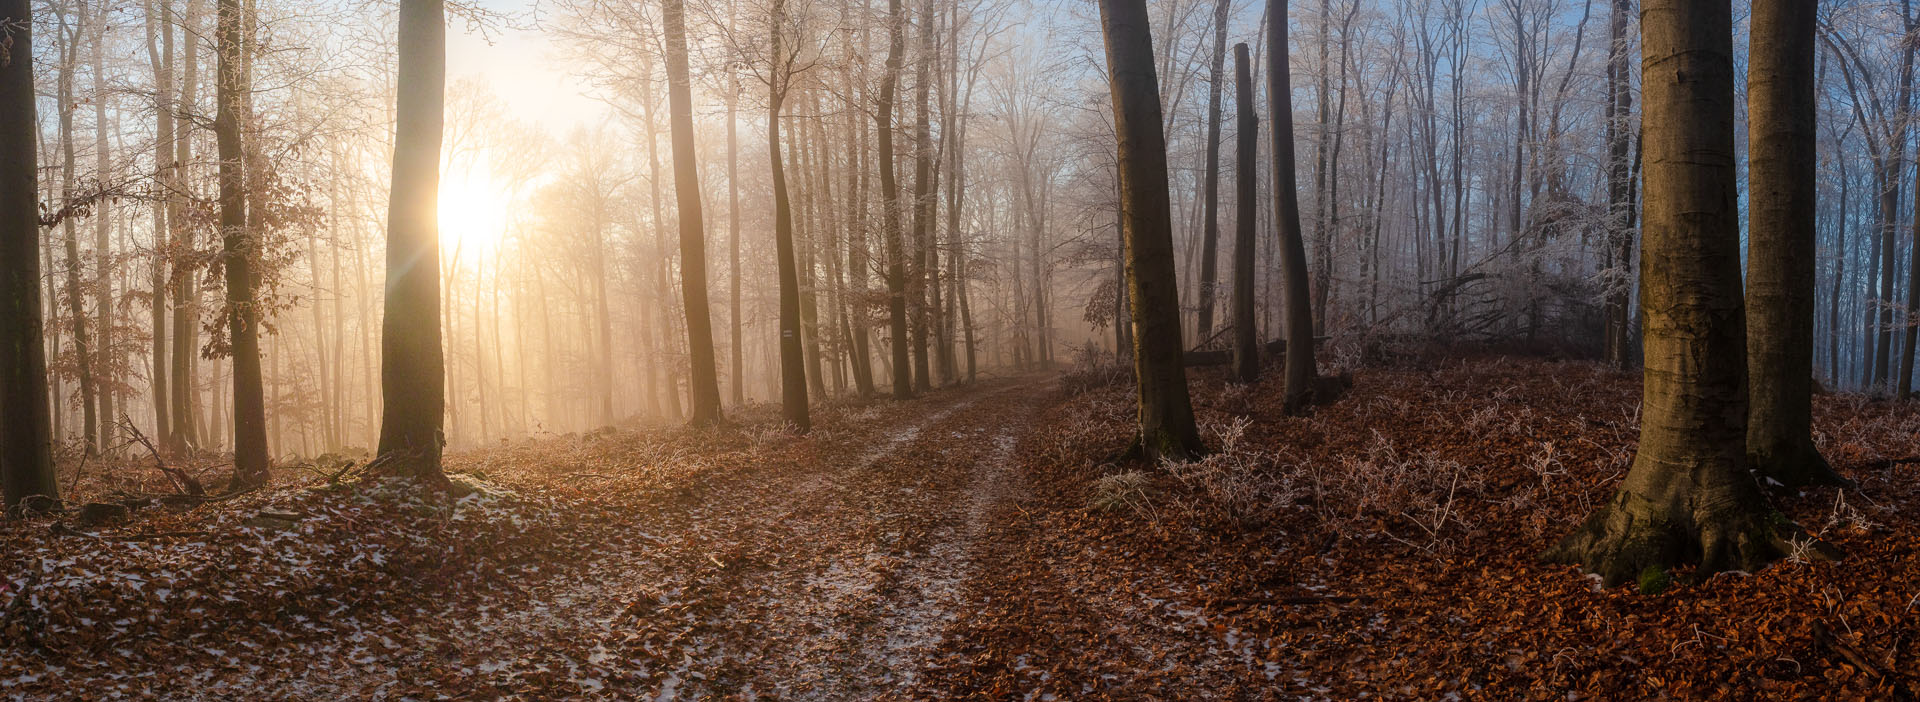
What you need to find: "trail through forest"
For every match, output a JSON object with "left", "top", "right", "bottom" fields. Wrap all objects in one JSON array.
[
  {"left": 3, "top": 379, "right": 1085, "bottom": 699},
  {"left": 7, "top": 359, "right": 1920, "bottom": 700}
]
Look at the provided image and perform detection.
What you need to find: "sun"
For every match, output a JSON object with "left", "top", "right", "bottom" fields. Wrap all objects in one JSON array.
[{"left": 438, "top": 163, "right": 512, "bottom": 263}]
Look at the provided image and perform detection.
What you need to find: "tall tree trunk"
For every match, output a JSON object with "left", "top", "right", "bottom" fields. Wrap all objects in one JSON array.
[
  {"left": 907, "top": 0, "right": 936, "bottom": 393},
  {"left": 375, "top": 0, "right": 449, "bottom": 484},
  {"left": 845, "top": 32, "right": 876, "bottom": 398},
  {"left": 144, "top": 0, "right": 174, "bottom": 444},
  {"left": 770, "top": 0, "right": 810, "bottom": 431},
  {"left": 1231, "top": 44, "right": 1260, "bottom": 384},
  {"left": 91, "top": 5, "right": 116, "bottom": 454},
  {"left": 728, "top": 77, "right": 745, "bottom": 407},
  {"left": 1602, "top": 0, "right": 1634, "bottom": 369},
  {"left": 1197, "top": 0, "right": 1230, "bottom": 340},
  {"left": 1100, "top": 0, "right": 1203, "bottom": 460},
  {"left": 216, "top": 0, "right": 269, "bottom": 488},
  {"left": 663, "top": 0, "right": 723, "bottom": 426},
  {"left": 880, "top": 0, "right": 912, "bottom": 400},
  {"left": 1, "top": 0, "right": 59, "bottom": 506},
  {"left": 57, "top": 4, "right": 98, "bottom": 457},
  {"left": 1547, "top": 0, "right": 1824, "bottom": 586},
  {"left": 170, "top": 0, "right": 202, "bottom": 453},
  {"left": 1747, "top": 0, "right": 1845, "bottom": 487},
  {"left": 1270, "top": 0, "right": 1319, "bottom": 413}
]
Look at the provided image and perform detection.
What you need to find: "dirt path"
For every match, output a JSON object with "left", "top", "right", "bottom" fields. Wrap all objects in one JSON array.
[{"left": 211, "top": 377, "right": 1057, "bottom": 699}]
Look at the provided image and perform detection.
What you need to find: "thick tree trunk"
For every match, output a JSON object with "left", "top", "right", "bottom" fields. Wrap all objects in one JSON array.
[
  {"left": 1231, "top": 44, "right": 1259, "bottom": 384},
  {"left": 880, "top": 0, "right": 912, "bottom": 400},
  {"left": 1746, "top": 0, "right": 1845, "bottom": 487},
  {"left": 216, "top": 0, "right": 269, "bottom": 488},
  {"left": 1, "top": 0, "right": 59, "bottom": 506},
  {"left": 1100, "top": 0, "right": 1203, "bottom": 461},
  {"left": 1547, "top": 0, "right": 1825, "bottom": 586},
  {"left": 1270, "top": 0, "right": 1319, "bottom": 413},
  {"left": 1197, "top": 0, "right": 1230, "bottom": 340},
  {"left": 663, "top": 0, "right": 723, "bottom": 427},
  {"left": 375, "top": 0, "right": 449, "bottom": 483}
]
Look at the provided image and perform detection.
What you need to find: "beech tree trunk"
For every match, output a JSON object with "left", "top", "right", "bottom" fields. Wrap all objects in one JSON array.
[
  {"left": 1196, "top": 0, "right": 1230, "bottom": 340},
  {"left": 1231, "top": 43, "right": 1259, "bottom": 384},
  {"left": 1, "top": 0, "right": 59, "bottom": 506},
  {"left": 1546, "top": 0, "right": 1824, "bottom": 586},
  {"left": 1746, "top": 0, "right": 1844, "bottom": 487},
  {"left": 144, "top": 0, "right": 174, "bottom": 444},
  {"left": 908, "top": 0, "right": 935, "bottom": 393},
  {"left": 216, "top": 0, "right": 270, "bottom": 488},
  {"left": 663, "top": 0, "right": 723, "bottom": 427},
  {"left": 770, "top": 0, "right": 811, "bottom": 431},
  {"left": 1100, "top": 0, "right": 1203, "bottom": 461},
  {"left": 169, "top": 0, "right": 203, "bottom": 453},
  {"left": 880, "top": 0, "right": 912, "bottom": 400},
  {"left": 1270, "top": 0, "right": 1319, "bottom": 413},
  {"left": 376, "top": 0, "right": 449, "bottom": 483}
]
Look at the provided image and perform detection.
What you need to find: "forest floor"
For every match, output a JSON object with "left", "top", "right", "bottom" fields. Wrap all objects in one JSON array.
[{"left": 4, "top": 354, "right": 1920, "bottom": 700}]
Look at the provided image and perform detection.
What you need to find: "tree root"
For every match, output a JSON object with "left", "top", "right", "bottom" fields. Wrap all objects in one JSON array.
[
  {"left": 1542, "top": 492, "right": 1840, "bottom": 589},
  {"left": 1751, "top": 441, "right": 1854, "bottom": 489}
]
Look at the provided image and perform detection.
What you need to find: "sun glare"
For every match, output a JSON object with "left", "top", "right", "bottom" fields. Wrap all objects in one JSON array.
[{"left": 438, "top": 164, "right": 511, "bottom": 262}]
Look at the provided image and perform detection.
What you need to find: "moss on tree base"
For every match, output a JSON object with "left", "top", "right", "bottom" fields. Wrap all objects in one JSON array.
[{"left": 1541, "top": 491, "right": 1839, "bottom": 588}]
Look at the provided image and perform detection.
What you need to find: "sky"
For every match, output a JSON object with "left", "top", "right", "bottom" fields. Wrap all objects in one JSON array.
[{"left": 444, "top": 0, "right": 609, "bottom": 132}]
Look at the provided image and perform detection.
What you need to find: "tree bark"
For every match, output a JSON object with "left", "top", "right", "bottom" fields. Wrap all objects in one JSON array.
[
  {"left": 144, "top": 0, "right": 173, "bottom": 444},
  {"left": 1547, "top": 0, "right": 1824, "bottom": 586},
  {"left": 880, "top": 0, "right": 912, "bottom": 400},
  {"left": 1231, "top": 44, "right": 1260, "bottom": 384},
  {"left": 1270, "top": 0, "right": 1319, "bottom": 413},
  {"left": 770, "top": 0, "right": 811, "bottom": 431},
  {"left": 1100, "top": 0, "right": 1203, "bottom": 461},
  {"left": 1747, "top": 0, "right": 1845, "bottom": 487},
  {"left": 1197, "top": 0, "right": 1231, "bottom": 340},
  {"left": 663, "top": 0, "right": 723, "bottom": 427},
  {"left": 1, "top": 0, "right": 60, "bottom": 506},
  {"left": 376, "top": 0, "right": 449, "bottom": 483},
  {"left": 216, "top": 0, "right": 269, "bottom": 488},
  {"left": 1602, "top": 0, "right": 1634, "bottom": 370},
  {"left": 170, "top": 0, "right": 202, "bottom": 453}
]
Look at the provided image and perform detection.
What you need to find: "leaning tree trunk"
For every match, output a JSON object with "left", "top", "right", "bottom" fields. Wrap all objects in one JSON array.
[
  {"left": 1231, "top": 43, "right": 1259, "bottom": 384},
  {"left": 1746, "top": 0, "right": 1845, "bottom": 487},
  {"left": 880, "top": 0, "right": 912, "bottom": 400},
  {"left": 375, "top": 0, "right": 450, "bottom": 484},
  {"left": 663, "top": 0, "right": 724, "bottom": 427},
  {"left": 216, "top": 0, "right": 270, "bottom": 489},
  {"left": 1545, "top": 0, "right": 1829, "bottom": 586},
  {"left": 1099, "top": 0, "right": 1204, "bottom": 461},
  {"left": 1269, "top": 0, "right": 1319, "bottom": 413},
  {"left": 769, "top": 0, "right": 811, "bottom": 432},
  {"left": 1196, "top": 0, "right": 1230, "bottom": 340},
  {"left": 1, "top": 0, "right": 60, "bottom": 506}
]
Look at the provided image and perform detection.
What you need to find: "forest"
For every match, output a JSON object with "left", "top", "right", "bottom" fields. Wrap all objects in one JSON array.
[{"left": 2, "top": 0, "right": 1920, "bottom": 698}]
